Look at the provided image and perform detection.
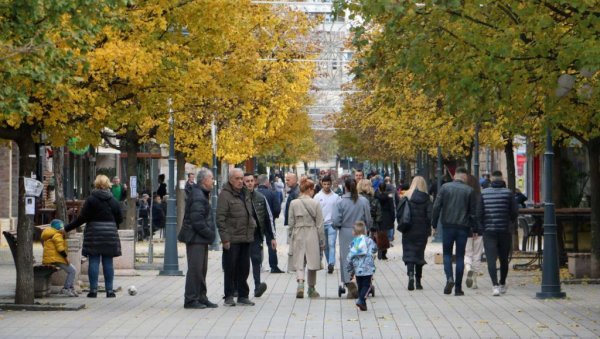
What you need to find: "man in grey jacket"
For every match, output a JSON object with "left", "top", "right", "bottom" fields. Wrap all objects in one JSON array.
[
  {"left": 479, "top": 171, "right": 518, "bottom": 296},
  {"left": 432, "top": 167, "right": 477, "bottom": 296}
]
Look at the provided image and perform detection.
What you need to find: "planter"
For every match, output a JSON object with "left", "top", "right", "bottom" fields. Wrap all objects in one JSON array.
[{"left": 568, "top": 252, "right": 591, "bottom": 278}]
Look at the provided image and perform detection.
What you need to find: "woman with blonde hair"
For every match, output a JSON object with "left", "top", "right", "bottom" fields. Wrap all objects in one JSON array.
[
  {"left": 398, "top": 176, "right": 432, "bottom": 291},
  {"left": 357, "top": 179, "right": 384, "bottom": 257},
  {"left": 288, "top": 177, "right": 325, "bottom": 298},
  {"left": 65, "top": 174, "right": 123, "bottom": 298}
]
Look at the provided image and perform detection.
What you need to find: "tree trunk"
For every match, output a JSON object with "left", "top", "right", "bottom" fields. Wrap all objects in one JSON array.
[
  {"left": 15, "top": 134, "right": 36, "bottom": 304},
  {"left": 404, "top": 162, "right": 412, "bottom": 186},
  {"left": 176, "top": 151, "right": 185, "bottom": 234},
  {"left": 52, "top": 146, "right": 67, "bottom": 222},
  {"left": 553, "top": 144, "right": 563, "bottom": 208},
  {"left": 588, "top": 137, "right": 600, "bottom": 278},
  {"left": 393, "top": 161, "right": 400, "bottom": 187},
  {"left": 465, "top": 142, "right": 473, "bottom": 175},
  {"left": 552, "top": 144, "right": 567, "bottom": 264},
  {"left": 124, "top": 131, "right": 139, "bottom": 230},
  {"left": 504, "top": 137, "right": 519, "bottom": 251},
  {"left": 303, "top": 161, "right": 309, "bottom": 175}
]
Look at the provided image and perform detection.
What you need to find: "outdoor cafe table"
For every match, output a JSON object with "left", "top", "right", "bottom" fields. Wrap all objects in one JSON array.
[{"left": 518, "top": 208, "right": 591, "bottom": 265}]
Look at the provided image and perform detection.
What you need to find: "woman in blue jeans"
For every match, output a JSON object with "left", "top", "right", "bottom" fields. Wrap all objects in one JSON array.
[{"left": 66, "top": 174, "right": 123, "bottom": 298}]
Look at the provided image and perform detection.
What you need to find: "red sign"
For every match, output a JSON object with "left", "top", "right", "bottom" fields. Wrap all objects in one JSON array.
[{"left": 516, "top": 154, "right": 526, "bottom": 176}]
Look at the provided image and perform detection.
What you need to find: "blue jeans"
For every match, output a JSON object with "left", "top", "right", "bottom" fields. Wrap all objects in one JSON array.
[
  {"left": 387, "top": 228, "right": 395, "bottom": 242},
  {"left": 324, "top": 224, "right": 337, "bottom": 265},
  {"left": 442, "top": 227, "right": 469, "bottom": 290},
  {"left": 88, "top": 255, "right": 114, "bottom": 292}
]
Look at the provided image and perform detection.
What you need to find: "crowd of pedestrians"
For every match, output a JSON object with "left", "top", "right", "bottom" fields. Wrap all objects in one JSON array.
[{"left": 52, "top": 164, "right": 522, "bottom": 313}]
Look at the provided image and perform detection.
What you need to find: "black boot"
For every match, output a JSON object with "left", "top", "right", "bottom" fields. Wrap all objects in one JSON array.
[
  {"left": 416, "top": 265, "right": 423, "bottom": 290},
  {"left": 381, "top": 250, "right": 388, "bottom": 260},
  {"left": 408, "top": 273, "right": 415, "bottom": 291},
  {"left": 415, "top": 278, "right": 423, "bottom": 290}
]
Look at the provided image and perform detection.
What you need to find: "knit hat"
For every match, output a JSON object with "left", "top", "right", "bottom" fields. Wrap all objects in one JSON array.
[{"left": 50, "top": 219, "right": 64, "bottom": 230}]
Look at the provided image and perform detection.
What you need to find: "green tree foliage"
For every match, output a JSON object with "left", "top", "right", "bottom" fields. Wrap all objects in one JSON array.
[{"left": 335, "top": 0, "right": 599, "bottom": 275}]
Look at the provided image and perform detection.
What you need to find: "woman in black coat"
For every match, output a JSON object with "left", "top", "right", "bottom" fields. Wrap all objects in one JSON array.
[
  {"left": 66, "top": 174, "right": 123, "bottom": 298},
  {"left": 375, "top": 183, "right": 395, "bottom": 259},
  {"left": 399, "top": 176, "right": 432, "bottom": 291}
]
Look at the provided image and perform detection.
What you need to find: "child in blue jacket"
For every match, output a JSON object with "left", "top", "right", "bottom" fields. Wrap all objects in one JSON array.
[{"left": 347, "top": 221, "right": 377, "bottom": 311}]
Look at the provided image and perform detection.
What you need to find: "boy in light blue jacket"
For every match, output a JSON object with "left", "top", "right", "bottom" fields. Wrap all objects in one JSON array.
[{"left": 347, "top": 221, "right": 377, "bottom": 311}]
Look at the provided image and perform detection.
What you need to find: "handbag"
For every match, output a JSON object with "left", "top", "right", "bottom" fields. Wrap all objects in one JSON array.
[{"left": 396, "top": 197, "right": 412, "bottom": 233}]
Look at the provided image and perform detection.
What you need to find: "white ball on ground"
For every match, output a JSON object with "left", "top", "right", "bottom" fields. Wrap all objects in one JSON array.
[{"left": 128, "top": 285, "right": 138, "bottom": 296}]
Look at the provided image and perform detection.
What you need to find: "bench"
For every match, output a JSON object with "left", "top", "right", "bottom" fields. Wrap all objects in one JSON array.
[{"left": 2, "top": 231, "right": 59, "bottom": 298}]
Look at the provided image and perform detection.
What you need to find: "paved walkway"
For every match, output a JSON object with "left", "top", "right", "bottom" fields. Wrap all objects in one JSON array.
[{"left": 1, "top": 222, "right": 599, "bottom": 338}]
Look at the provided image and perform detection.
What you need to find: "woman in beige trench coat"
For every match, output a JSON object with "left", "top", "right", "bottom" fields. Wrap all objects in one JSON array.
[{"left": 288, "top": 177, "right": 325, "bottom": 299}]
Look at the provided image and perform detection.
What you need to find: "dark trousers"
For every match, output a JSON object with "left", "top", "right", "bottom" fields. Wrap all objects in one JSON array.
[
  {"left": 407, "top": 263, "right": 423, "bottom": 278},
  {"left": 223, "top": 242, "right": 251, "bottom": 299},
  {"left": 483, "top": 231, "right": 512, "bottom": 286},
  {"left": 184, "top": 243, "right": 209, "bottom": 305},
  {"left": 356, "top": 275, "right": 372, "bottom": 305},
  {"left": 250, "top": 235, "right": 264, "bottom": 288},
  {"left": 442, "top": 227, "right": 469, "bottom": 290},
  {"left": 265, "top": 230, "right": 278, "bottom": 270}
]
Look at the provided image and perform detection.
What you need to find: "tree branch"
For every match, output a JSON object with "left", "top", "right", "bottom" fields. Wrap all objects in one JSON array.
[
  {"left": 446, "top": 9, "right": 501, "bottom": 31},
  {"left": 100, "top": 130, "right": 123, "bottom": 150},
  {"left": 558, "top": 125, "right": 587, "bottom": 144}
]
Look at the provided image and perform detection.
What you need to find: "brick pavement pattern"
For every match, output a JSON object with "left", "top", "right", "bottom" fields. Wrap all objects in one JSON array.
[{"left": 1, "top": 219, "right": 599, "bottom": 338}]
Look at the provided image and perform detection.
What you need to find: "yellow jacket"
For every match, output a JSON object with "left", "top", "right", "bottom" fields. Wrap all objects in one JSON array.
[{"left": 41, "top": 227, "right": 68, "bottom": 265}]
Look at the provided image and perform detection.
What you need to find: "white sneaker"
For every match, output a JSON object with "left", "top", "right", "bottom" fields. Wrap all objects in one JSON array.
[
  {"left": 492, "top": 286, "right": 500, "bottom": 296},
  {"left": 60, "top": 288, "right": 73, "bottom": 296},
  {"left": 500, "top": 285, "right": 508, "bottom": 294},
  {"left": 69, "top": 288, "right": 79, "bottom": 297},
  {"left": 471, "top": 275, "right": 478, "bottom": 289}
]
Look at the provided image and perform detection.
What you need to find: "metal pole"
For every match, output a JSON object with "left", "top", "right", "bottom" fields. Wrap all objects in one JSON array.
[
  {"left": 433, "top": 145, "right": 443, "bottom": 243},
  {"left": 210, "top": 118, "right": 220, "bottom": 251},
  {"left": 148, "top": 158, "right": 154, "bottom": 264},
  {"left": 160, "top": 101, "right": 183, "bottom": 276},
  {"left": 474, "top": 122, "right": 480, "bottom": 178},
  {"left": 536, "top": 127, "right": 566, "bottom": 299}
]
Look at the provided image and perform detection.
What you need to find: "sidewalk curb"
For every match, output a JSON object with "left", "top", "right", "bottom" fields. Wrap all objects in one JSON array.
[{"left": 0, "top": 302, "right": 85, "bottom": 311}]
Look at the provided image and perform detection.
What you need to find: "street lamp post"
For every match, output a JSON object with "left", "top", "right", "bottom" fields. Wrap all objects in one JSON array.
[
  {"left": 433, "top": 145, "right": 443, "bottom": 243},
  {"left": 159, "top": 100, "right": 183, "bottom": 276},
  {"left": 210, "top": 118, "right": 220, "bottom": 251},
  {"left": 536, "top": 127, "right": 566, "bottom": 299},
  {"left": 536, "top": 77, "right": 571, "bottom": 299},
  {"left": 473, "top": 122, "right": 480, "bottom": 178}
]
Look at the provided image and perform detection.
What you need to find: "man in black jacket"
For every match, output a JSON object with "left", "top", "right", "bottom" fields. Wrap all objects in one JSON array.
[
  {"left": 432, "top": 167, "right": 477, "bottom": 296},
  {"left": 244, "top": 173, "right": 277, "bottom": 297},
  {"left": 479, "top": 170, "right": 518, "bottom": 296},
  {"left": 178, "top": 168, "right": 217, "bottom": 309},
  {"left": 284, "top": 172, "right": 299, "bottom": 226},
  {"left": 256, "top": 174, "right": 284, "bottom": 273}
]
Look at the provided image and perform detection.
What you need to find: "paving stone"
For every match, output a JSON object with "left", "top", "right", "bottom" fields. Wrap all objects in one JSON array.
[{"left": 1, "top": 218, "right": 599, "bottom": 338}]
